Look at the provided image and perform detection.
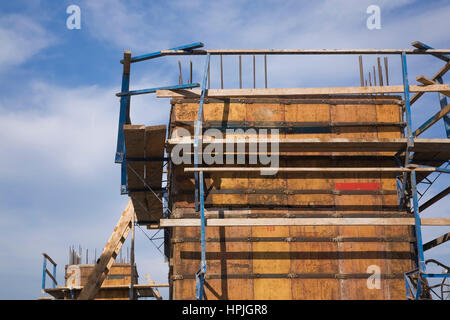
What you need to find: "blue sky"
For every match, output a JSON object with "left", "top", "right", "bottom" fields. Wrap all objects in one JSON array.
[{"left": 0, "top": 0, "right": 449, "bottom": 299}]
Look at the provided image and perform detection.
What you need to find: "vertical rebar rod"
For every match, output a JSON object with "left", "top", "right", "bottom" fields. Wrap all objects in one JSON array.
[
  {"left": 220, "top": 55, "right": 223, "bottom": 89},
  {"left": 373, "top": 66, "right": 377, "bottom": 86},
  {"left": 377, "top": 57, "right": 383, "bottom": 86},
  {"left": 384, "top": 57, "right": 389, "bottom": 86},
  {"left": 253, "top": 55, "right": 256, "bottom": 88},
  {"left": 369, "top": 72, "right": 372, "bottom": 86},
  {"left": 178, "top": 60, "right": 183, "bottom": 84},
  {"left": 239, "top": 55, "right": 242, "bottom": 89},
  {"left": 359, "top": 56, "right": 364, "bottom": 86},
  {"left": 264, "top": 55, "right": 268, "bottom": 88},
  {"left": 190, "top": 61, "right": 193, "bottom": 84}
]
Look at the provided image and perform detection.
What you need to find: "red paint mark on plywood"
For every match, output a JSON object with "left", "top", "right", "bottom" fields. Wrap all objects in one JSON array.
[{"left": 334, "top": 182, "right": 381, "bottom": 191}]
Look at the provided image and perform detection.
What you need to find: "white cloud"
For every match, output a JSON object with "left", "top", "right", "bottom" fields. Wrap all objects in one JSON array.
[
  {"left": 0, "top": 77, "right": 171, "bottom": 182},
  {"left": 0, "top": 14, "right": 55, "bottom": 72}
]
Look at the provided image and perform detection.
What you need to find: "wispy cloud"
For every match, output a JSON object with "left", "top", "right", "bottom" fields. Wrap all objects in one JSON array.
[{"left": 0, "top": 14, "right": 55, "bottom": 72}]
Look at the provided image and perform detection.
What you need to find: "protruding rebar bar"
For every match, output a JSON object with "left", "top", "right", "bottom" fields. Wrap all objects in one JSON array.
[
  {"left": 264, "top": 55, "right": 267, "bottom": 88},
  {"left": 359, "top": 56, "right": 364, "bottom": 86},
  {"left": 220, "top": 55, "right": 223, "bottom": 89},
  {"left": 239, "top": 55, "right": 242, "bottom": 89}
]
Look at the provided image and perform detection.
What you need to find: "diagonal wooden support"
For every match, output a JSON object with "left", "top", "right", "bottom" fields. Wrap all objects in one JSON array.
[
  {"left": 78, "top": 200, "right": 135, "bottom": 300},
  {"left": 416, "top": 75, "right": 450, "bottom": 98},
  {"left": 412, "top": 102, "right": 450, "bottom": 137},
  {"left": 410, "top": 61, "right": 450, "bottom": 105},
  {"left": 423, "top": 232, "right": 450, "bottom": 251},
  {"left": 145, "top": 274, "right": 162, "bottom": 300}
]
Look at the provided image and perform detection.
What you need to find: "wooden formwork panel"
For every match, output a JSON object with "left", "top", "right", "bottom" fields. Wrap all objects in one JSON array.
[
  {"left": 65, "top": 263, "right": 137, "bottom": 287},
  {"left": 167, "top": 96, "right": 415, "bottom": 300},
  {"left": 170, "top": 224, "right": 414, "bottom": 300},
  {"left": 124, "top": 124, "right": 166, "bottom": 224},
  {"left": 64, "top": 263, "right": 137, "bottom": 300}
]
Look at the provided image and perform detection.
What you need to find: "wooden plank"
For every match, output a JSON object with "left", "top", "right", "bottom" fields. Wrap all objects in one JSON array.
[
  {"left": 416, "top": 75, "right": 450, "bottom": 97},
  {"left": 421, "top": 218, "right": 450, "bottom": 226},
  {"left": 144, "top": 125, "right": 166, "bottom": 222},
  {"left": 423, "top": 232, "right": 450, "bottom": 251},
  {"left": 410, "top": 61, "right": 450, "bottom": 105},
  {"left": 419, "top": 186, "right": 450, "bottom": 212},
  {"left": 184, "top": 167, "right": 436, "bottom": 173},
  {"left": 160, "top": 218, "right": 450, "bottom": 227},
  {"left": 78, "top": 201, "right": 134, "bottom": 300},
  {"left": 124, "top": 125, "right": 147, "bottom": 221},
  {"left": 413, "top": 103, "right": 450, "bottom": 137},
  {"left": 168, "top": 137, "right": 450, "bottom": 153},
  {"left": 156, "top": 85, "right": 450, "bottom": 98}
]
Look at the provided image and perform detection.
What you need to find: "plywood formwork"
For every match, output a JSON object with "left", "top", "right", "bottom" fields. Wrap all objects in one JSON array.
[
  {"left": 165, "top": 95, "right": 418, "bottom": 300},
  {"left": 124, "top": 124, "right": 166, "bottom": 225},
  {"left": 45, "top": 263, "right": 138, "bottom": 300}
]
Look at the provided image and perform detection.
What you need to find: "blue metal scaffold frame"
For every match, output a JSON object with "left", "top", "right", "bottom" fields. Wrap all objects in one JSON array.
[
  {"left": 401, "top": 42, "right": 450, "bottom": 299},
  {"left": 115, "top": 43, "right": 203, "bottom": 194},
  {"left": 41, "top": 253, "right": 57, "bottom": 293},
  {"left": 193, "top": 53, "right": 211, "bottom": 300}
]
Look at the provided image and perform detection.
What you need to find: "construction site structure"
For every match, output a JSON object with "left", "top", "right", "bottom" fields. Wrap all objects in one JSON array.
[
  {"left": 43, "top": 41, "right": 450, "bottom": 300},
  {"left": 115, "top": 42, "right": 450, "bottom": 300},
  {"left": 40, "top": 202, "right": 167, "bottom": 300}
]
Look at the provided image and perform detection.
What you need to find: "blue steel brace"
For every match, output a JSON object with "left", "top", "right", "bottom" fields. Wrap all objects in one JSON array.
[
  {"left": 52, "top": 264, "right": 57, "bottom": 289},
  {"left": 411, "top": 42, "right": 450, "bottom": 138},
  {"left": 399, "top": 52, "right": 413, "bottom": 210},
  {"left": 130, "top": 42, "right": 204, "bottom": 63},
  {"left": 404, "top": 275, "right": 411, "bottom": 299},
  {"left": 116, "top": 83, "right": 200, "bottom": 97},
  {"left": 116, "top": 51, "right": 131, "bottom": 194},
  {"left": 410, "top": 170, "right": 426, "bottom": 298},
  {"left": 194, "top": 53, "right": 211, "bottom": 300},
  {"left": 435, "top": 76, "right": 450, "bottom": 138},
  {"left": 116, "top": 51, "right": 131, "bottom": 164},
  {"left": 41, "top": 256, "right": 47, "bottom": 292},
  {"left": 194, "top": 53, "right": 211, "bottom": 212},
  {"left": 116, "top": 43, "right": 205, "bottom": 195},
  {"left": 400, "top": 52, "right": 427, "bottom": 299}
]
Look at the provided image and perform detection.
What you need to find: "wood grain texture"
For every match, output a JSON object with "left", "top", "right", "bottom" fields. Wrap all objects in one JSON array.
[{"left": 167, "top": 97, "right": 420, "bottom": 300}]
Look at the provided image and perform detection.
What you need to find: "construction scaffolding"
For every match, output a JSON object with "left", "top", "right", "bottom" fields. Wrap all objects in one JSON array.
[
  {"left": 40, "top": 202, "right": 167, "bottom": 300},
  {"left": 115, "top": 42, "right": 450, "bottom": 300}
]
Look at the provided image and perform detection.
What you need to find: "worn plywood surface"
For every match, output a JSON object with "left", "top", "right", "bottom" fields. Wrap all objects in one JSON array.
[
  {"left": 168, "top": 97, "right": 415, "bottom": 300},
  {"left": 124, "top": 124, "right": 166, "bottom": 224}
]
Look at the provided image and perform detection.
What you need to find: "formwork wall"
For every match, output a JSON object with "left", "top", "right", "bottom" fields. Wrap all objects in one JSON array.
[
  {"left": 65, "top": 263, "right": 137, "bottom": 300},
  {"left": 166, "top": 96, "right": 416, "bottom": 300}
]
